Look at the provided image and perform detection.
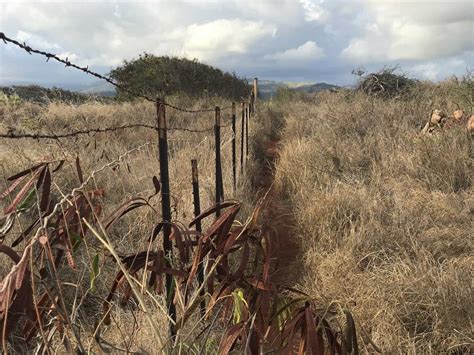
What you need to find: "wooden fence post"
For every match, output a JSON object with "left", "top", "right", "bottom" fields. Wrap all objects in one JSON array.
[
  {"left": 240, "top": 102, "right": 245, "bottom": 175},
  {"left": 156, "top": 99, "right": 176, "bottom": 336},
  {"left": 253, "top": 77, "right": 258, "bottom": 111},
  {"left": 231, "top": 102, "right": 236, "bottom": 193},
  {"left": 191, "top": 159, "right": 205, "bottom": 317},
  {"left": 215, "top": 106, "right": 223, "bottom": 217}
]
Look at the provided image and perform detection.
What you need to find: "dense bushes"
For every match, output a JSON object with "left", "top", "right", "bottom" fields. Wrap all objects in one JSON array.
[
  {"left": 109, "top": 53, "right": 250, "bottom": 101},
  {"left": 0, "top": 85, "right": 99, "bottom": 104}
]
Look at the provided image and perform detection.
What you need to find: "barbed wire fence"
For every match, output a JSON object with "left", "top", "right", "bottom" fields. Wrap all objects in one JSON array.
[{"left": 0, "top": 31, "right": 258, "bottom": 336}]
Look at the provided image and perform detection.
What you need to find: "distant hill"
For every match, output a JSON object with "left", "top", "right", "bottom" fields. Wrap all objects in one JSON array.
[
  {"left": 78, "top": 82, "right": 116, "bottom": 97},
  {"left": 0, "top": 85, "right": 113, "bottom": 104},
  {"left": 292, "top": 82, "right": 339, "bottom": 93},
  {"left": 251, "top": 80, "right": 340, "bottom": 99}
]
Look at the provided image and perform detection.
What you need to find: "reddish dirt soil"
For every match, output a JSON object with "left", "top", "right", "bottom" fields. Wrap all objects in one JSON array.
[{"left": 254, "top": 139, "right": 302, "bottom": 286}]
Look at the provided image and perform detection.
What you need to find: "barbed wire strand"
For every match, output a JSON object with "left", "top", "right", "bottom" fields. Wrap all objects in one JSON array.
[
  {"left": 0, "top": 123, "right": 157, "bottom": 139},
  {"left": 0, "top": 32, "right": 242, "bottom": 113},
  {"left": 0, "top": 121, "right": 235, "bottom": 140}
]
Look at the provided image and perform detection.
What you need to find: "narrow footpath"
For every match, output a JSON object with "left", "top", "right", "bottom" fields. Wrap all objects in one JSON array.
[{"left": 253, "top": 138, "right": 303, "bottom": 287}]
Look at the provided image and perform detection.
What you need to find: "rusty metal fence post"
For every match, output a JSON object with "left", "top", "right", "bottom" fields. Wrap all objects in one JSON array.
[
  {"left": 156, "top": 99, "right": 176, "bottom": 336},
  {"left": 215, "top": 106, "right": 224, "bottom": 217},
  {"left": 191, "top": 159, "right": 206, "bottom": 317},
  {"left": 231, "top": 102, "right": 236, "bottom": 193},
  {"left": 240, "top": 102, "right": 245, "bottom": 175}
]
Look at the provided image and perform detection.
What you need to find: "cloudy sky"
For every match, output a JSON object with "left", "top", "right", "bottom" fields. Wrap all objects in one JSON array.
[{"left": 1, "top": 0, "right": 473, "bottom": 88}]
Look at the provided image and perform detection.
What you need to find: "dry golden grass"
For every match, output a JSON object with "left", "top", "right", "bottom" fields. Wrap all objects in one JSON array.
[
  {"left": 0, "top": 97, "right": 258, "bottom": 353},
  {"left": 1, "top": 81, "right": 472, "bottom": 353},
  {"left": 271, "top": 86, "right": 473, "bottom": 353}
]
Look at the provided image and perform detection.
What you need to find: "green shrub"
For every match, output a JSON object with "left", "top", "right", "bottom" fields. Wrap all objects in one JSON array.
[{"left": 109, "top": 53, "right": 250, "bottom": 101}]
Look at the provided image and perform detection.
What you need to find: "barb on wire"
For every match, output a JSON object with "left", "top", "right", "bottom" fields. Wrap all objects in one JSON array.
[
  {"left": 167, "top": 121, "right": 232, "bottom": 133},
  {"left": 167, "top": 126, "right": 214, "bottom": 133},
  {"left": 0, "top": 32, "right": 234, "bottom": 114},
  {"left": 0, "top": 123, "right": 158, "bottom": 140}
]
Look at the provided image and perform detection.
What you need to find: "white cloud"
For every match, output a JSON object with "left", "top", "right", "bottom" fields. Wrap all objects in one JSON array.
[
  {"left": 57, "top": 52, "right": 79, "bottom": 62},
  {"left": 265, "top": 41, "right": 324, "bottom": 62},
  {"left": 341, "top": 1, "right": 474, "bottom": 63},
  {"left": 409, "top": 57, "right": 469, "bottom": 81},
  {"left": 0, "top": 0, "right": 471, "bottom": 86},
  {"left": 299, "top": 0, "right": 328, "bottom": 22},
  {"left": 171, "top": 19, "right": 274, "bottom": 61},
  {"left": 15, "top": 31, "right": 61, "bottom": 51}
]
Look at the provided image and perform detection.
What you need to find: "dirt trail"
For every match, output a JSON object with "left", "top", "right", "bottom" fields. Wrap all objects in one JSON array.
[{"left": 254, "top": 139, "right": 303, "bottom": 287}]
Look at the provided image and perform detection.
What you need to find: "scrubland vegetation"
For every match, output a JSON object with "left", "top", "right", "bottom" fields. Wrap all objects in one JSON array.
[
  {"left": 0, "top": 74, "right": 472, "bottom": 354},
  {"left": 0, "top": 97, "right": 259, "bottom": 353},
  {"left": 265, "top": 78, "right": 473, "bottom": 353}
]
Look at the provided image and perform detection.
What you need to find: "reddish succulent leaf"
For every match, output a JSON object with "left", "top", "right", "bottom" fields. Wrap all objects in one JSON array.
[
  {"left": 103, "top": 197, "right": 148, "bottom": 231},
  {"left": 152, "top": 176, "right": 160, "bottom": 194},
  {"left": 257, "top": 289, "right": 273, "bottom": 326},
  {"left": 189, "top": 201, "right": 239, "bottom": 227},
  {"left": 0, "top": 174, "right": 28, "bottom": 200},
  {"left": 298, "top": 335, "right": 306, "bottom": 355},
  {"left": 52, "top": 160, "right": 65, "bottom": 173},
  {"left": 218, "top": 322, "right": 245, "bottom": 355},
  {"left": 248, "top": 331, "right": 259, "bottom": 355},
  {"left": 282, "top": 309, "right": 305, "bottom": 341},
  {"left": 106, "top": 250, "right": 187, "bottom": 314},
  {"left": 148, "top": 250, "right": 164, "bottom": 292},
  {"left": 322, "top": 319, "right": 342, "bottom": 355},
  {"left": 230, "top": 242, "right": 250, "bottom": 280},
  {"left": 6, "top": 162, "right": 46, "bottom": 182},
  {"left": 305, "top": 307, "right": 324, "bottom": 355},
  {"left": 208, "top": 284, "right": 232, "bottom": 314},
  {"left": 344, "top": 310, "right": 359, "bottom": 355},
  {"left": 0, "top": 246, "right": 34, "bottom": 341},
  {"left": 39, "top": 166, "right": 51, "bottom": 212},
  {"left": 247, "top": 278, "right": 272, "bottom": 291},
  {"left": 171, "top": 224, "right": 187, "bottom": 264},
  {"left": 4, "top": 168, "right": 43, "bottom": 214},
  {"left": 222, "top": 228, "right": 242, "bottom": 256},
  {"left": 149, "top": 223, "right": 164, "bottom": 242},
  {"left": 35, "top": 164, "right": 48, "bottom": 189},
  {"left": 210, "top": 205, "right": 241, "bottom": 245},
  {"left": 0, "top": 244, "right": 21, "bottom": 263},
  {"left": 186, "top": 238, "right": 203, "bottom": 290},
  {"left": 285, "top": 287, "right": 311, "bottom": 298}
]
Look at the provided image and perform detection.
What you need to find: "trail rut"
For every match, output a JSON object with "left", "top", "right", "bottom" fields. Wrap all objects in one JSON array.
[{"left": 254, "top": 139, "right": 302, "bottom": 287}]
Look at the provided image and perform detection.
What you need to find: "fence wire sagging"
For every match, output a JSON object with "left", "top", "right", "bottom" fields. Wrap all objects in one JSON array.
[
  {"left": 0, "top": 32, "right": 238, "bottom": 113},
  {"left": 0, "top": 30, "right": 259, "bottom": 340}
]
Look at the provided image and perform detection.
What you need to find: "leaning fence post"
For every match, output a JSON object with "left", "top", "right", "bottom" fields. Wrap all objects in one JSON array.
[
  {"left": 215, "top": 106, "right": 224, "bottom": 217},
  {"left": 231, "top": 102, "right": 236, "bottom": 193},
  {"left": 156, "top": 99, "right": 176, "bottom": 336},
  {"left": 191, "top": 159, "right": 205, "bottom": 317}
]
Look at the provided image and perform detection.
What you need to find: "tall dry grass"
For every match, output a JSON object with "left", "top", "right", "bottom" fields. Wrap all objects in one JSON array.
[
  {"left": 272, "top": 85, "right": 473, "bottom": 353},
  {"left": 0, "top": 97, "right": 257, "bottom": 352}
]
